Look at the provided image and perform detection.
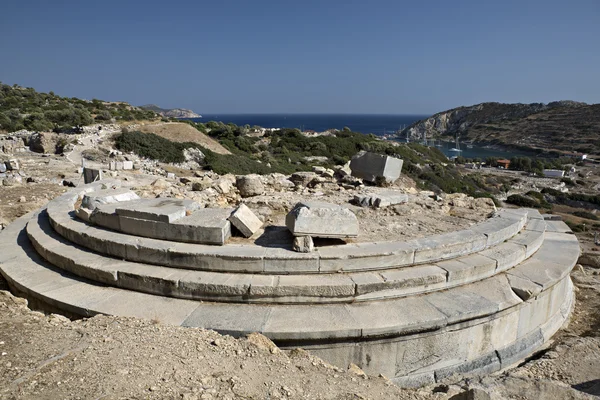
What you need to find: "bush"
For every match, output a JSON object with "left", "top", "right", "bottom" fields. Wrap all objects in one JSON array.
[
  {"left": 115, "top": 131, "right": 191, "bottom": 163},
  {"left": 573, "top": 210, "right": 599, "bottom": 220},
  {"left": 506, "top": 194, "right": 541, "bottom": 208}
]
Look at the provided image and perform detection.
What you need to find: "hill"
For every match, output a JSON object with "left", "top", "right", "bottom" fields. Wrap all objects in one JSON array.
[
  {"left": 136, "top": 122, "right": 231, "bottom": 154},
  {"left": 403, "top": 101, "right": 600, "bottom": 155},
  {"left": 140, "top": 104, "right": 201, "bottom": 118},
  {"left": 0, "top": 82, "right": 159, "bottom": 133}
]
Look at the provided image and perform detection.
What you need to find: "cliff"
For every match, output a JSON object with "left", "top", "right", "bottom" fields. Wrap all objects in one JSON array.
[
  {"left": 140, "top": 104, "right": 201, "bottom": 119},
  {"left": 402, "top": 101, "right": 600, "bottom": 155}
]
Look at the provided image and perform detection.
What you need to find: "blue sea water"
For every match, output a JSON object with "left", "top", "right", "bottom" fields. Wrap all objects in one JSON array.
[
  {"left": 188, "top": 114, "right": 533, "bottom": 159},
  {"left": 189, "top": 114, "right": 425, "bottom": 136}
]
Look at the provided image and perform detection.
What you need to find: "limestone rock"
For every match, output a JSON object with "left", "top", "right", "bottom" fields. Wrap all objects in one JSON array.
[
  {"left": 228, "top": 204, "right": 263, "bottom": 238},
  {"left": 236, "top": 174, "right": 264, "bottom": 197},
  {"left": 81, "top": 188, "right": 140, "bottom": 210},
  {"left": 151, "top": 178, "right": 170, "bottom": 189},
  {"left": 293, "top": 235, "right": 314, "bottom": 253},
  {"left": 29, "top": 132, "right": 60, "bottom": 154},
  {"left": 289, "top": 172, "right": 317, "bottom": 188},
  {"left": 286, "top": 201, "right": 359, "bottom": 238},
  {"left": 349, "top": 151, "right": 403, "bottom": 183},
  {"left": 348, "top": 363, "right": 367, "bottom": 377},
  {"left": 246, "top": 332, "right": 281, "bottom": 354}
]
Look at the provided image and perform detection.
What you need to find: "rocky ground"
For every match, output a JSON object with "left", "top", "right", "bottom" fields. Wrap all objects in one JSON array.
[{"left": 1, "top": 123, "right": 599, "bottom": 399}]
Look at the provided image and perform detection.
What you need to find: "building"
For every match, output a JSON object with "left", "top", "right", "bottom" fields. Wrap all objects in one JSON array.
[
  {"left": 497, "top": 159, "right": 511, "bottom": 169},
  {"left": 543, "top": 169, "right": 565, "bottom": 178}
]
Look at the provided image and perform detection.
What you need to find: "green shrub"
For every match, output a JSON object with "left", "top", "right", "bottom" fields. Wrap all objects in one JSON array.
[
  {"left": 573, "top": 210, "right": 599, "bottom": 220},
  {"left": 506, "top": 194, "right": 541, "bottom": 208},
  {"left": 115, "top": 131, "right": 190, "bottom": 163}
]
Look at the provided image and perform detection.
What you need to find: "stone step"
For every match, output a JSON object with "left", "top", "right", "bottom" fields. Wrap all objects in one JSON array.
[
  {"left": 46, "top": 189, "right": 531, "bottom": 274},
  {"left": 27, "top": 209, "right": 547, "bottom": 304},
  {"left": 0, "top": 211, "right": 578, "bottom": 386},
  {"left": 3, "top": 211, "right": 577, "bottom": 342}
]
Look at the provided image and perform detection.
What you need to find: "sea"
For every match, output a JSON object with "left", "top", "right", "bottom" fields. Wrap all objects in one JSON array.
[{"left": 188, "top": 114, "right": 532, "bottom": 159}]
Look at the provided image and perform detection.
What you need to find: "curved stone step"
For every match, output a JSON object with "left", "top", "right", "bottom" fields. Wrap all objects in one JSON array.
[
  {"left": 27, "top": 209, "right": 547, "bottom": 304},
  {"left": 3, "top": 212, "right": 577, "bottom": 341},
  {"left": 0, "top": 211, "right": 577, "bottom": 387},
  {"left": 46, "top": 188, "right": 530, "bottom": 274}
]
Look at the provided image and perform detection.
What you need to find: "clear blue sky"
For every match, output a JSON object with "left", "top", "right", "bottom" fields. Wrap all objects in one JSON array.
[{"left": 1, "top": 0, "right": 598, "bottom": 114}]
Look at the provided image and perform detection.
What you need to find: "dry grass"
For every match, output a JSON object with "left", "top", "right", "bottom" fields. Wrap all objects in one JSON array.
[{"left": 136, "top": 122, "right": 231, "bottom": 155}]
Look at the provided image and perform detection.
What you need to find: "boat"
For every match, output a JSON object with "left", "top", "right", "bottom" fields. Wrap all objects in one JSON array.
[{"left": 449, "top": 134, "right": 462, "bottom": 152}]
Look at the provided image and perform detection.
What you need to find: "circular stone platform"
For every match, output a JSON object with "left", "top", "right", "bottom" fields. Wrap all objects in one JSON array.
[{"left": 0, "top": 181, "right": 580, "bottom": 387}]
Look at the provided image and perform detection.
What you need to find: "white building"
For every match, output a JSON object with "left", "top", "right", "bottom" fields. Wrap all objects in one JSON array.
[{"left": 543, "top": 169, "right": 565, "bottom": 178}]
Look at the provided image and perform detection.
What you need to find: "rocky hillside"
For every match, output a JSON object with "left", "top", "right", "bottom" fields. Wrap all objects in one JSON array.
[
  {"left": 0, "top": 83, "right": 159, "bottom": 133},
  {"left": 403, "top": 101, "right": 600, "bottom": 155},
  {"left": 140, "top": 104, "right": 201, "bottom": 118}
]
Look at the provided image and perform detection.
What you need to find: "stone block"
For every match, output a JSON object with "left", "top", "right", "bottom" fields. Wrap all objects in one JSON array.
[
  {"left": 524, "top": 218, "right": 546, "bottom": 233},
  {"left": 412, "top": 230, "right": 487, "bottom": 264},
  {"left": 118, "top": 208, "right": 232, "bottom": 245},
  {"left": 90, "top": 204, "right": 121, "bottom": 231},
  {"left": 373, "top": 192, "right": 408, "bottom": 208},
  {"left": 6, "top": 159, "right": 19, "bottom": 170},
  {"left": 349, "top": 151, "right": 403, "bottom": 183},
  {"left": 115, "top": 198, "right": 200, "bottom": 223},
  {"left": 347, "top": 296, "right": 447, "bottom": 337},
  {"left": 75, "top": 207, "right": 92, "bottom": 222},
  {"left": 292, "top": 235, "right": 314, "bottom": 253},
  {"left": 318, "top": 241, "right": 416, "bottom": 272},
  {"left": 228, "top": 204, "right": 262, "bottom": 238},
  {"left": 434, "top": 351, "right": 501, "bottom": 381},
  {"left": 435, "top": 253, "right": 496, "bottom": 284},
  {"left": 286, "top": 201, "right": 358, "bottom": 238},
  {"left": 0, "top": 162, "right": 6, "bottom": 173},
  {"left": 263, "top": 247, "right": 319, "bottom": 273},
  {"left": 545, "top": 220, "right": 572, "bottom": 233},
  {"left": 496, "top": 329, "right": 544, "bottom": 368},
  {"left": 479, "top": 242, "right": 526, "bottom": 272},
  {"left": 508, "top": 230, "right": 544, "bottom": 258},
  {"left": 471, "top": 217, "right": 521, "bottom": 247},
  {"left": 81, "top": 188, "right": 140, "bottom": 210},
  {"left": 83, "top": 168, "right": 103, "bottom": 184},
  {"left": 122, "top": 161, "right": 133, "bottom": 170}
]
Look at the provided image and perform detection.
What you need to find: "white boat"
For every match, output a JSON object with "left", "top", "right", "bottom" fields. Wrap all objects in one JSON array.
[{"left": 449, "top": 134, "right": 462, "bottom": 152}]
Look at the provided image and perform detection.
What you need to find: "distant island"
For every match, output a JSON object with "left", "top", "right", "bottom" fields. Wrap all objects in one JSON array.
[
  {"left": 402, "top": 101, "right": 600, "bottom": 155},
  {"left": 140, "top": 104, "right": 201, "bottom": 119}
]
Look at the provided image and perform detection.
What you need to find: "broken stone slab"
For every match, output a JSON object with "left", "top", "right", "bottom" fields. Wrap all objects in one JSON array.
[
  {"left": 81, "top": 188, "right": 140, "bottom": 210},
  {"left": 293, "top": 236, "right": 314, "bottom": 253},
  {"left": 75, "top": 207, "right": 92, "bottom": 222},
  {"left": 117, "top": 208, "right": 233, "bottom": 245},
  {"left": 83, "top": 168, "right": 103, "bottom": 184},
  {"left": 115, "top": 198, "right": 200, "bottom": 223},
  {"left": 372, "top": 191, "right": 409, "bottom": 208},
  {"left": 228, "top": 204, "right": 263, "bottom": 238},
  {"left": 349, "top": 151, "right": 403, "bottom": 183},
  {"left": 355, "top": 191, "right": 409, "bottom": 208},
  {"left": 6, "top": 159, "right": 19, "bottom": 170},
  {"left": 286, "top": 201, "right": 359, "bottom": 238}
]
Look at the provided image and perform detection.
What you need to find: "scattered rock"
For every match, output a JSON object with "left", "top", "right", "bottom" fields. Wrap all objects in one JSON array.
[
  {"left": 236, "top": 175, "right": 264, "bottom": 197},
  {"left": 228, "top": 204, "right": 263, "bottom": 238}
]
